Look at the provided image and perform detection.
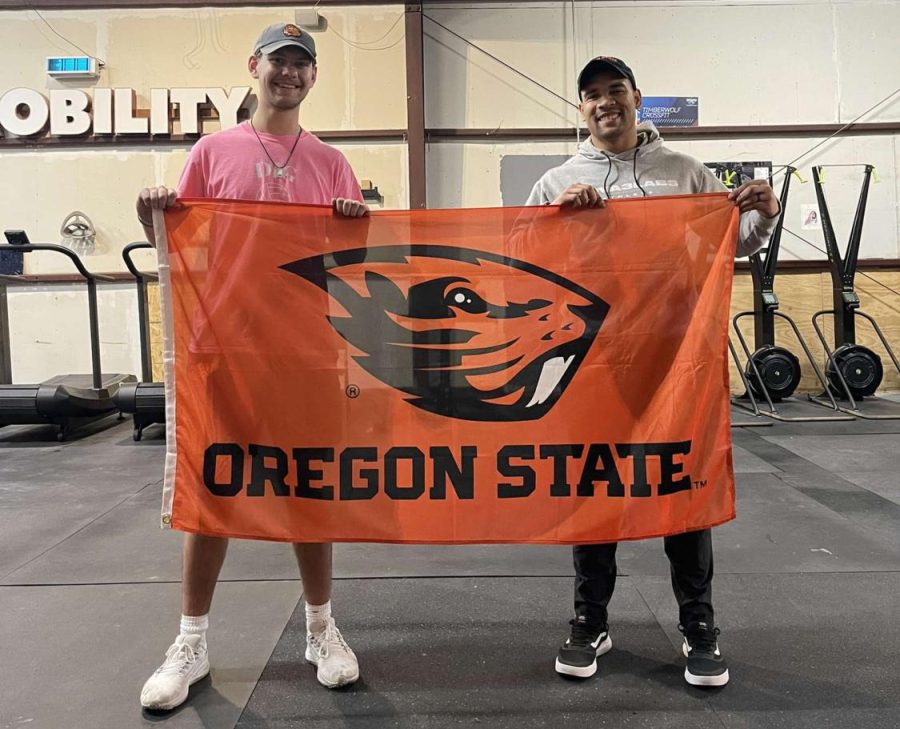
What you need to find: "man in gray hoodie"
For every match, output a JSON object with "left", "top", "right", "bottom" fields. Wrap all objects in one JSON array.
[{"left": 528, "top": 56, "right": 780, "bottom": 688}]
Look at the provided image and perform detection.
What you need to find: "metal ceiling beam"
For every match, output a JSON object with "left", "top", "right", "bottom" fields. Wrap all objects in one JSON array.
[
  {"left": 426, "top": 122, "right": 900, "bottom": 142},
  {"left": 3, "top": 121, "right": 896, "bottom": 150},
  {"left": 405, "top": 4, "right": 427, "bottom": 208}
]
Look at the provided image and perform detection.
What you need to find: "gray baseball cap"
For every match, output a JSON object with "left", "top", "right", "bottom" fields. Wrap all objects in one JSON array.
[{"left": 253, "top": 23, "right": 317, "bottom": 60}]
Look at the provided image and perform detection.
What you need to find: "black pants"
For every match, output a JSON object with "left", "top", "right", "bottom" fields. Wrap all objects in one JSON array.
[{"left": 573, "top": 528, "right": 714, "bottom": 629}]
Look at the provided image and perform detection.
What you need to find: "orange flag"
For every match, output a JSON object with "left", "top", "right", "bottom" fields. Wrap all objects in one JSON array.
[{"left": 157, "top": 194, "right": 738, "bottom": 544}]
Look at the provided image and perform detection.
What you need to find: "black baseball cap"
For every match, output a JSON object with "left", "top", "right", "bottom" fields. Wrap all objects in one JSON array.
[
  {"left": 577, "top": 56, "right": 637, "bottom": 94},
  {"left": 253, "top": 23, "right": 317, "bottom": 60}
]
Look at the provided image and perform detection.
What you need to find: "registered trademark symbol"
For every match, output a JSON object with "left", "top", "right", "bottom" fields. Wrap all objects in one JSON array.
[{"left": 346, "top": 385, "right": 360, "bottom": 398}]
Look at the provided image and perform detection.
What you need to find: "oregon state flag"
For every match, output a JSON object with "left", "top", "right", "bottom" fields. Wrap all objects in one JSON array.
[{"left": 155, "top": 194, "right": 738, "bottom": 544}]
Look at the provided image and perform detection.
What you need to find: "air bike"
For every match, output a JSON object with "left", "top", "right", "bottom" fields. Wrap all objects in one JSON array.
[
  {"left": 0, "top": 230, "right": 136, "bottom": 440},
  {"left": 808, "top": 164, "right": 900, "bottom": 419},
  {"left": 114, "top": 242, "right": 166, "bottom": 440},
  {"left": 731, "top": 167, "right": 853, "bottom": 422}
]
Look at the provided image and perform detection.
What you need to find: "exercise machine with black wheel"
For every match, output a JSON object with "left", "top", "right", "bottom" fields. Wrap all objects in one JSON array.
[
  {"left": 809, "top": 164, "right": 900, "bottom": 420},
  {"left": 0, "top": 230, "right": 136, "bottom": 441},
  {"left": 704, "top": 160, "right": 777, "bottom": 426},
  {"left": 731, "top": 166, "right": 854, "bottom": 422},
  {"left": 114, "top": 241, "right": 166, "bottom": 441},
  {"left": 727, "top": 337, "right": 773, "bottom": 427}
]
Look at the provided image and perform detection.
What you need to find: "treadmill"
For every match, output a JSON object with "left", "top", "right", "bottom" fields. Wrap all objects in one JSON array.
[
  {"left": 114, "top": 241, "right": 166, "bottom": 440},
  {"left": 0, "top": 230, "right": 136, "bottom": 441}
]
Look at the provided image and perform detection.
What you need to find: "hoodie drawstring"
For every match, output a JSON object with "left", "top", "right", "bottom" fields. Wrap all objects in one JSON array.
[
  {"left": 632, "top": 147, "right": 648, "bottom": 197},
  {"left": 601, "top": 147, "right": 648, "bottom": 200},
  {"left": 602, "top": 151, "right": 613, "bottom": 199}
]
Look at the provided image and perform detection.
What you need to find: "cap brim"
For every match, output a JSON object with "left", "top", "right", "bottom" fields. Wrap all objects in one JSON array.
[
  {"left": 578, "top": 59, "right": 628, "bottom": 88},
  {"left": 257, "top": 39, "right": 315, "bottom": 59}
]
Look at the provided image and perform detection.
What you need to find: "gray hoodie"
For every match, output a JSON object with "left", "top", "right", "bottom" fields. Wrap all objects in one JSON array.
[{"left": 525, "top": 122, "right": 776, "bottom": 257}]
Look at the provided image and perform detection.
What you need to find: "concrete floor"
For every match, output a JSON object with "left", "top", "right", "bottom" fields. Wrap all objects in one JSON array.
[{"left": 2, "top": 403, "right": 900, "bottom": 729}]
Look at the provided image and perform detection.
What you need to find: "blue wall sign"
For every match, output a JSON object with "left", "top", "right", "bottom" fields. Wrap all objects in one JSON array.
[{"left": 637, "top": 97, "right": 699, "bottom": 127}]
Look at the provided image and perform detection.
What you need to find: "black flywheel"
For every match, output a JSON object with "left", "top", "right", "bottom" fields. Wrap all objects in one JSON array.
[
  {"left": 745, "top": 345, "right": 802, "bottom": 401},
  {"left": 826, "top": 343, "right": 883, "bottom": 399}
]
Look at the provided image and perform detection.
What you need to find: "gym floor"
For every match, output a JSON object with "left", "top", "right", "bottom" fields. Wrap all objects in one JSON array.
[{"left": 2, "top": 401, "right": 900, "bottom": 729}]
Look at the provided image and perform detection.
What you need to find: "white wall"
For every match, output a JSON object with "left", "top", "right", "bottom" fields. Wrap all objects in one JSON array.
[
  {"left": 429, "top": 133, "right": 898, "bottom": 260},
  {"left": 424, "top": 0, "right": 900, "bottom": 258},
  {"left": 6, "top": 284, "right": 143, "bottom": 382},
  {"left": 425, "top": 1, "right": 900, "bottom": 127}
]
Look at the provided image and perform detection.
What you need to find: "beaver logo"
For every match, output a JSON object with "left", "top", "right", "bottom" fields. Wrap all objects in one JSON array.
[{"left": 281, "top": 246, "right": 609, "bottom": 421}]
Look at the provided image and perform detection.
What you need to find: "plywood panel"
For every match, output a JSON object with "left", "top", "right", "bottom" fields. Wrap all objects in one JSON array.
[
  {"left": 729, "top": 269, "right": 900, "bottom": 396},
  {"left": 147, "top": 284, "right": 163, "bottom": 382},
  {"left": 856, "top": 271, "right": 900, "bottom": 391}
]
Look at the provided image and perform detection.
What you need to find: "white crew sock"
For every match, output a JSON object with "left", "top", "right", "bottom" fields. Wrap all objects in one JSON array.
[
  {"left": 180, "top": 613, "right": 209, "bottom": 639},
  {"left": 305, "top": 600, "right": 332, "bottom": 634}
]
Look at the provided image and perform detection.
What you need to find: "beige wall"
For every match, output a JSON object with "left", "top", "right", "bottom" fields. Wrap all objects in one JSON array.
[
  {"left": 0, "top": 5, "right": 406, "bottom": 128},
  {"left": 0, "top": 6, "right": 408, "bottom": 383},
  {"left": 0, "top": 5, "right": 407, "bottom": 276}
]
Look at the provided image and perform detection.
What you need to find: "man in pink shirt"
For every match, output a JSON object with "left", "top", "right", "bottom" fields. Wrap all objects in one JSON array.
[{"left": 136, "top": 22, "right": 367, "bottom": 712}]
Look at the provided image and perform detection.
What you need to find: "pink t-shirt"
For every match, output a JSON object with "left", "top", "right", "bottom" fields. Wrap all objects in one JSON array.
[
  {"left": 177, "top": 121, "right": 363, "bottom": 204},
  {"left": 178, "top": 122, "right": 362, "bottom": 356}
]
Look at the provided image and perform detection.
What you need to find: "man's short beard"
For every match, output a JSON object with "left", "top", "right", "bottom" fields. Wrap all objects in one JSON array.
[{"left": 596, "top": 127, "right": 625, "bottom": 140}]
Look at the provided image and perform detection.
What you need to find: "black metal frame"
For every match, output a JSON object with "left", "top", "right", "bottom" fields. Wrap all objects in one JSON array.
[
  {"left": 122, "top": 242, "right": 158, "bottom": 383},
  {"left": 727, "top": 338, "right": 772, "bottom": 427},
  {"left": 749, "top": 167, "right": 791, "bottom": 346},
  {"left": 0, "top": 238, "right": 136, "bottom": 440},
  {"left": 814, "top": 164, "right": 872, "bottom": 347},
  {"left": 733, "top": 310, "right": 849, "bottom": 421},
  {"left": 729, "top": 167, "right": 850, "bottom": 422},
  {"left": 116, "top": 242, "right": 165, "bottom": 441},
  {"left": 809, "top": 164, "right": 900, "bottom": 419},
  {"left": 0, "top": 285, "right": 10, "bottom": 385},
  {"left": 1, "top": 242, "right": 114, "bottom": 390}
]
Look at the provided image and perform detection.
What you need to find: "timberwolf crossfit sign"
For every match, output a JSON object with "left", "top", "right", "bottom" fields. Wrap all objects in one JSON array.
[
  {"left": 0, "top": 86, "right": 250, "bottom": 138},
  {"left": 157, "top": 196, "right": 739, "bottom": 544}
]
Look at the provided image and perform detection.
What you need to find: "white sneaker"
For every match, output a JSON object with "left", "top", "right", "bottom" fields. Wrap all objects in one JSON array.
[
  {"left": 305, "top": 617, "right": 359, "bottom": 688},
  {"left": 140, "top": 633, "right": 210, "bottom": 710}
]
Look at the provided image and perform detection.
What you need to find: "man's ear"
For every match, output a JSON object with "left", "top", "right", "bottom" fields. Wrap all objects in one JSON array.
[
  {"left": 248, "top": 54, "right": 259, "bottom": 79},
  {"left": 633, "top": 88, "right": 642, "bottom": 109}
]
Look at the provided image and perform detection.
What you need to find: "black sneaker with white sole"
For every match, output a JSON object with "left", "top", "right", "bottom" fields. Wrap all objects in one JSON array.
[
  {"left": 555, "top": 616, "right": 612, "bottom": 678},
  {"left": 680, "top": 621, "right": 729, "bottom": 687}
]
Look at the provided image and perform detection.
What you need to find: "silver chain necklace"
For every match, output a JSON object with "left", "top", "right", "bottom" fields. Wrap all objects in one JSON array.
[{"left": 250, "top": 118, "right": 303, "bottom": 178}]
